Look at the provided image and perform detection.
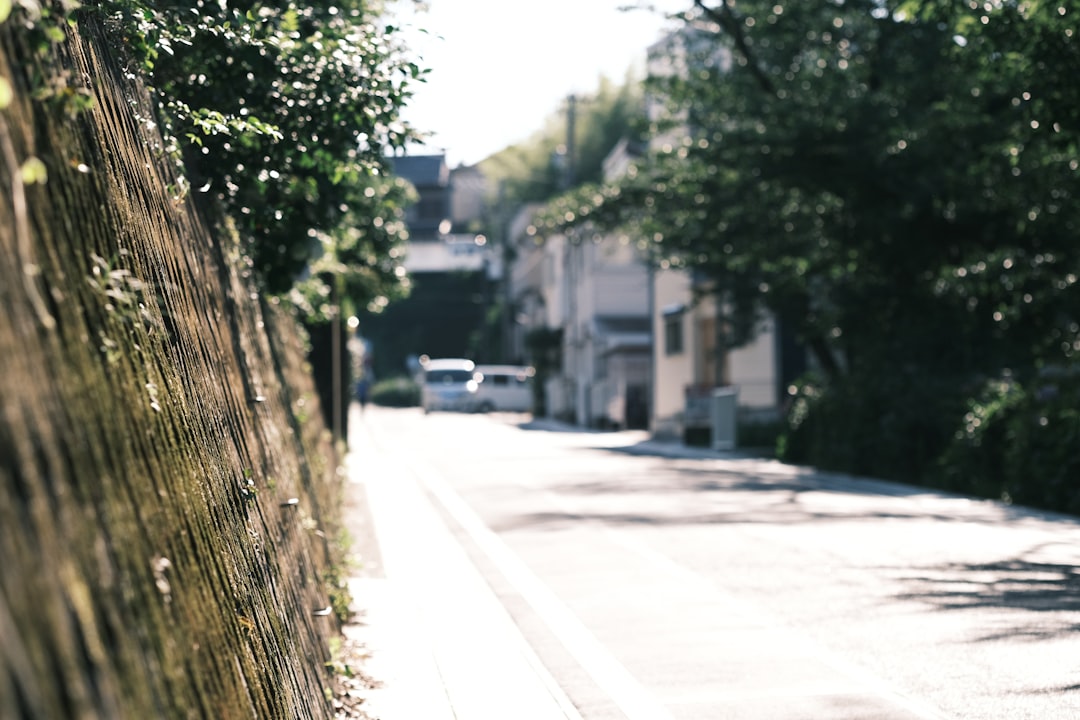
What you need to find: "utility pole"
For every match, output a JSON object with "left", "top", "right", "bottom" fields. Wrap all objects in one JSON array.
[
  {"left": 562, "top": 93, "right": 578, "bottom": 422},
  {"left": 331, "top": 277, "right": 342, "bottom": 448},
  {"left": 497, "top": 180, "right": 510, "bottom": 362},
  {"left": 562, "top": 93, "right": 577, "bottom": 190}
]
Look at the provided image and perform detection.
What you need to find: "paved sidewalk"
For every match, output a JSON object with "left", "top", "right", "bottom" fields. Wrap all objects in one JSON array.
[{"left": 339, "top": 408, "right": 582, "bottom": 720}]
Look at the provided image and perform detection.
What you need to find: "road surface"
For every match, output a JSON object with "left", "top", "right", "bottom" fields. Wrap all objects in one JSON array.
[{"left": 352, "top": 406, "right": 1080, "bottom": 720}]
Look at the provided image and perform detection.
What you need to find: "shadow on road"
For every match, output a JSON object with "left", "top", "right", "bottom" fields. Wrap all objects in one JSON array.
[
  {"left": 896, "top": 556, "right": 1080, "bottom": 637},
  {"left": 492, "top": 456, "right": 1006, "bottom": 534},
  {"left": 510, "top": 415, "right": 1080, "bottom": 631},
  {"left": 515, "top": 419, "right": 594, "bottom": 434},
  {"left": 494, "top": 444, "right": 1080, "bottom": 631}
]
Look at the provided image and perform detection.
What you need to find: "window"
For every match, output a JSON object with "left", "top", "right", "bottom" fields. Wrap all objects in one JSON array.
[
  {"left": 426, "top": 369, "right": 475, "bottom": 384},
  {"left": 664, "top": 313, "right": 684, "bottom": 355}
]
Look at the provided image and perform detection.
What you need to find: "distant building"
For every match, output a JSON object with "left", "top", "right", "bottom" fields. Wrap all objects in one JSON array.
[
  {"left": 362, "top": 154, "right": 499, "bottom": 377},
  {"left": 389, "top": 154, "right": 451, "bottom": 242},
  {"left": 510, "top": 27, "right": 804, "bottom": 438},
  {"left": 646, "top": 27, "right": 803, "bottom": 442},
  {"left": 449, "top": 164, "right": 488, "bottom": 232},
  {"left": 508, "top": 138, "right": 652, "bottom": 429}
]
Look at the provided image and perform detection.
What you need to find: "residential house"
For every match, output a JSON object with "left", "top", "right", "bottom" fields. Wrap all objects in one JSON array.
[
  {"left": 509, "top": 140, "right": 652, "bottom": 429},
  {"left": 391, "top": 154, "right": 451, "bottom": 242},
  {"left": 646, "top": 27, "right": 803, "bottom": 443},
  {"left": 651, "top": 271, "right": 795, "bottom": 441},
  {"left": 362, "top": 154, "right": 498, "bottom": 377},
  {"left": 507, "top": 25, "right": 806, "bottom": 438}
]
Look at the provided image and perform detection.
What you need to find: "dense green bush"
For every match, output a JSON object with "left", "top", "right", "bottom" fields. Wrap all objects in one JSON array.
[
  {"left": 933, "top": 373, "right": 1080, "bottom": 513},
  {"left": 737, "top": 418, "right": 783, "bottom": 456},
  {"left": 778, "top": 371, "right": 967, "bottom": 484},
  {"left": 777, "top": 368, "right": 1080, "bottom": 515},
  {"left": 370, "top": 377, "right": 419, "bottom": 408}
]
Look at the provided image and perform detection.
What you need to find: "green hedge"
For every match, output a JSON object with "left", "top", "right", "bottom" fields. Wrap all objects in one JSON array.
[
  {"left": 932, "top": 372, "right": 1080, "bottom": 513},
  {"left": 777, "top": 368, "right": 1080, "bottom": 515},
  {"left": 777, "top": 370, "right": 966, "bottom": 483},
  {"left": 370, "top": 377, "right": 420, "bottom": 407}
]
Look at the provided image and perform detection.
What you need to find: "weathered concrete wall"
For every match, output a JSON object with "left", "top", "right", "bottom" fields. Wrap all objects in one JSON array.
[{"left": 1, "top": 16, "right": 347, "bottom": 720}]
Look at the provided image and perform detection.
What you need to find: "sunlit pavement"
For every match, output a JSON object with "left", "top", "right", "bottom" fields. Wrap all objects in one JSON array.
[
  {"left": 341, "top": 404, "right": 1080, "bottom": 720},
  {"left": 342, "top": 405, "right": 580, "bottom": 719}
]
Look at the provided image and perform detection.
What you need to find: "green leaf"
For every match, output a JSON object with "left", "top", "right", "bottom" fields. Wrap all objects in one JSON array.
[{"left": 20, "top": 157, "right": 48, "bottom": 185}]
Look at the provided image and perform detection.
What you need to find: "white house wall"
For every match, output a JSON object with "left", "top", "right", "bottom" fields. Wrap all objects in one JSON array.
[
  {"left": 589, "top": 261, "right": 650, "bottom": 318},
  {"left": 652, "top": 268, "right": 696, "bottom": 437},
  {"left": 727, "top": 316, "right": 778, "bottom": 410},
  {"left": 541, "top": 234, "right": 566, "bottom": 328}
]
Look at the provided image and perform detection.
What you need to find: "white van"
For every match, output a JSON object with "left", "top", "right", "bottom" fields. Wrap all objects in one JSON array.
[
  {"left": 473, "top": 365, "right": 534, "bottom": 413},
  {"left": 419, "top": 357, "right": 480, "bottom": 413}
]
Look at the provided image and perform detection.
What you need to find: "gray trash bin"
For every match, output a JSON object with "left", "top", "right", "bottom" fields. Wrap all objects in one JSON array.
[{"left": 710, "top": 387, "right": 738, "bottom": 451}]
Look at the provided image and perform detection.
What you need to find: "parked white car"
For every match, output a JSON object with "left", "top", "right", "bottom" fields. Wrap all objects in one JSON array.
[
  {"left": 420, "top": 357, "right": 480, "bottom": 413},
  {"left": 473, "top": 365, "right": 534, "bottom": 413}
]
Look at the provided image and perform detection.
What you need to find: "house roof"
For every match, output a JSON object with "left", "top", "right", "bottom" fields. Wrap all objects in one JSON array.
[{"left": 389, "top": 154, "right": 449, "bottom": 188}]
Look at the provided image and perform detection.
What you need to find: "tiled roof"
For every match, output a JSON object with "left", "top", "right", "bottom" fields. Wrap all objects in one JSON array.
[{"left": 389, "top": 154, "right": 449, "bottom": 187}]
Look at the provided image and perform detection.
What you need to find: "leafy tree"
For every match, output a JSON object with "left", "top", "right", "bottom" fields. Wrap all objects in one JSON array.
[
  {"left": 87, "top": 0, "right": 425, "bottom": 309},
  {"left": 534, "top": 1, "right": 1080, "bottom": 487},
  {"left": 0, "top": 0, "right": 426, "bottom": 444},
  {"left": 454, "top": 74, "right": 651, "bottom": 373},
  {"left": 480, "top": 73, "right": 647, "bottom": 207}
]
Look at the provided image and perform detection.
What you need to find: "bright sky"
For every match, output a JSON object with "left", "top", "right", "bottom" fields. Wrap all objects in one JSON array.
[{"left": 391, "top": 1, "right": 687, "bottom": 167}]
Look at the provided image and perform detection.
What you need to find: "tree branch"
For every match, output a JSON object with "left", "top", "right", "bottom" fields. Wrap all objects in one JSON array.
[{"left": 693, "top": 0, "right": 777, "bottom": 96}]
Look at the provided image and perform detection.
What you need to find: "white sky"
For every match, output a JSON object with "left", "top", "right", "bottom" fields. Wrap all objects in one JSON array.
[{"left": 391, "top": 1, "right": 688, "bottom": 167}]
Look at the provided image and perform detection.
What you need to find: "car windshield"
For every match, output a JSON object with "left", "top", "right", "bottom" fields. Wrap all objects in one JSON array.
[{"left": 426, "top": 369, "right": 474, "bottom": 384}]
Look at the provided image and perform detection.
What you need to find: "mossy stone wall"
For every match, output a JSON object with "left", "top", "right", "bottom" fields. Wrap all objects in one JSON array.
[{"left": 1, "top": 17, "right": 345, "bottom": 720}]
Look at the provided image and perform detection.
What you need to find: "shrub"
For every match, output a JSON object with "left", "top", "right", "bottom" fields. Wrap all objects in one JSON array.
[
  {"left": 778, "top": 370, "right": 965, "bottom": 483},
  {"left": 738, "top": 418, "right": 784, "bottom": 456},
  {"left": 934, "top": 370, "right": 1080, "bottom": 513},
  {"left": 370, "top": 377, "right": 420, "bottom": 407},
  {"left": 932, "top": 374, "right": 1024, "bottom": 500}
]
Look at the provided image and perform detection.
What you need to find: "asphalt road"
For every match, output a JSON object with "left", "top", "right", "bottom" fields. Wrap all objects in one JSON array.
[{"left": 358, "top": 406, "right": 1080, "bottom": 720}]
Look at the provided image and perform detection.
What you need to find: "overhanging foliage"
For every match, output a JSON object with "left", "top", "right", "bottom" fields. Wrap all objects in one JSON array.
[
  {"left": 65, "top": 0, "right": 428, "bottom": 314},
  {"left": 535, "top": 1, "right": 1080, "bottom": 496}
]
